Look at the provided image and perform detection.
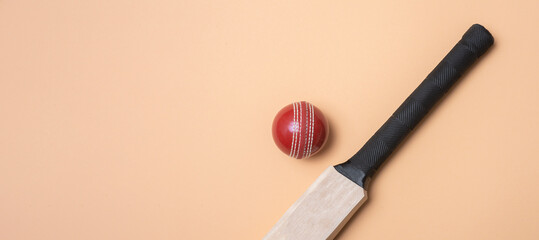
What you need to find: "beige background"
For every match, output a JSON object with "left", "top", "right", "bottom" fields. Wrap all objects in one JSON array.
[{"left": 1, "top": 0, "right": 539, "bottom": 239}]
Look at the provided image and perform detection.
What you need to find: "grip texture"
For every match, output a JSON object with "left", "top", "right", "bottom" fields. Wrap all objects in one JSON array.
[{"left": 335, "top": 24, "right": 494, "bottom": 188}]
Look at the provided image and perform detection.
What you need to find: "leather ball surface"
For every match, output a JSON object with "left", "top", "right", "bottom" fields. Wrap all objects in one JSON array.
[{"left": 272, "top": 101, "right": 329, "bottom": 159}]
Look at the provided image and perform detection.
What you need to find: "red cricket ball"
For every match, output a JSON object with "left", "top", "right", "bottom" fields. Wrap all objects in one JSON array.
[{"left": 272, "top": 101, "right": 329, "bottom": 159}]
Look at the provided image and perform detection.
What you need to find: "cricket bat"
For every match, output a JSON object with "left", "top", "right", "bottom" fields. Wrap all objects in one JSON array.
[{"left": 264, "top": 24, "right": 494, "bottom": 239}]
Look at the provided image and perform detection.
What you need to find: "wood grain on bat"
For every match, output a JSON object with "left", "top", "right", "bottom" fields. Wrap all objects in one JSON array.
[{"left": 264, "top": 167, "right": 367, "bottom": 240}]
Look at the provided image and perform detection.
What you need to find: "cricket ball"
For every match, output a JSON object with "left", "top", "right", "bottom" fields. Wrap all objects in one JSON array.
[{"left": 272, "top": 101, "right": 329, "bottom": 159}]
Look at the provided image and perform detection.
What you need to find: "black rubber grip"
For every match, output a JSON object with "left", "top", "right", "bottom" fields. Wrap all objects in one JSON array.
[{"left": 334, "top": 24, "right": 494, "bottom": 188}]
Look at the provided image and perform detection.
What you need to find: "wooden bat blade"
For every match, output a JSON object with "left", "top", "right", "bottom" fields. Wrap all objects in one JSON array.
[{"left": 264, "top": 167, "right": 367, "bottom": 240}]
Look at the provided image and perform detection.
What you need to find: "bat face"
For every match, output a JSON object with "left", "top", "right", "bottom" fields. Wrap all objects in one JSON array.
[{"left": 264, "top": 167, "right": 367, "bottom": 240}]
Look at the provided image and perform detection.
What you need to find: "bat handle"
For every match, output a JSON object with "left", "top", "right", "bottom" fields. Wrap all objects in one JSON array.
[{"left": 335, "top": 24, "right": 494, "bottom": 188}]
